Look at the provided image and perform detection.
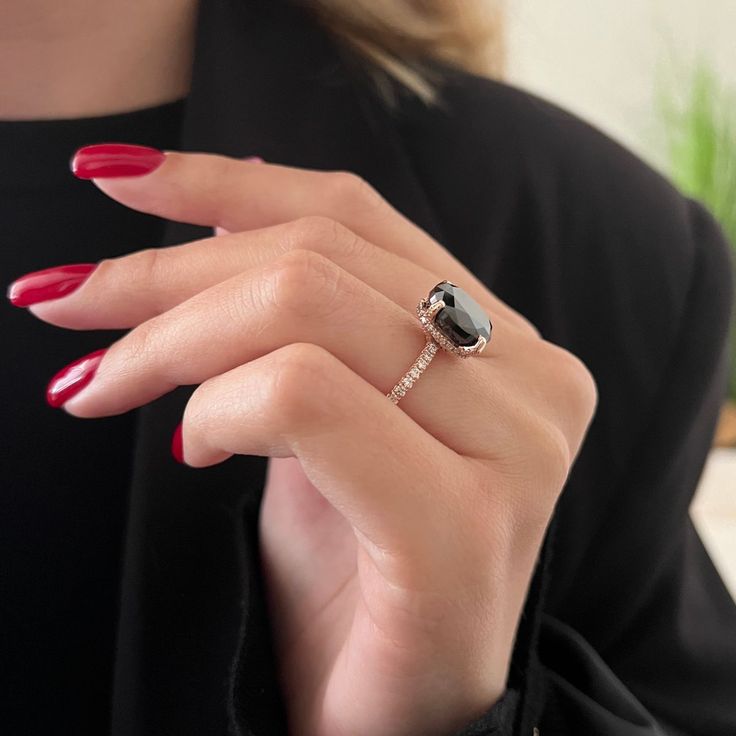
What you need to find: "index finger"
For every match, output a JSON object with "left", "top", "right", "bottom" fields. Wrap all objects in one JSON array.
[{"left": 72, "top": 147, "right": 497, "bottom": 305}]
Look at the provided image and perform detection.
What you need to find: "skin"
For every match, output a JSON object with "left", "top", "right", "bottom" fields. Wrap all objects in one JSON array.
[
  {"left": 18, "top": 155, "right": 598, "bottom": 735},
  {"left": 6, "top": 3, "right": 598, "bottom": 735},
  {"left": 0, "top": 0, "right": 197, "bottom": 118}
]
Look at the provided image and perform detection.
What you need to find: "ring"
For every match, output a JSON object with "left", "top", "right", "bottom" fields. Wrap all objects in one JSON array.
[{"left": 386, "top": 280, "right": 493, "bottom": 405}]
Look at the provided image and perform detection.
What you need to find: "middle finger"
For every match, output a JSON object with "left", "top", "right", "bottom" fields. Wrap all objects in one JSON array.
[{"left": 20, "top": 216, "right": 533, "bottom": 335}]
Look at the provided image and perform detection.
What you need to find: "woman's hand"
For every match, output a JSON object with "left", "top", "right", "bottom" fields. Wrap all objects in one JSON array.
[{"left": 10, "top": 150, "right": 598, "bottom": 736}]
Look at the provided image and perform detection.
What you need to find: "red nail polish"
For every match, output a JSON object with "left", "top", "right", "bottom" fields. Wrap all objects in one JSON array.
[
  {"left": 171, "top": 422, "right": 185, "bottom": 463},
  {"left": 46, "top": 348, "right": 106, "bottom": 408},
  {"left": 7, "top": 263, "right": 97, "bottom": 307},
  {"left": 70, "top": 143, "right": 166, "bottom": 179}
]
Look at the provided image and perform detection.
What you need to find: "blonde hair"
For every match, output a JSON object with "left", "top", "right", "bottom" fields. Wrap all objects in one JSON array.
[{"left": 307, "top": 0, "right": 505, "bottom": 104}]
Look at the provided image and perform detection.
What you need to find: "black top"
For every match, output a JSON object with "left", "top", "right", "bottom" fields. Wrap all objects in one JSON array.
[
  {"left": 0, "top": 100, "right": 186, "bottom": 732},
  {"left": 3, "top": 0, "right": 736, "bottom": 734}
]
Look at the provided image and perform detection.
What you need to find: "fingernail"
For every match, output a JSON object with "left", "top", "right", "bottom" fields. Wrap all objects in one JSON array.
[
  {"left": 7, "top": 263, "right": 97, "bottom": 307},
  {"left": 71, "top": 143, "right": 166, "bottom": 179},
  {"left": 46, "top": 348, "right": 107, "bottom": 408},
  {"left": 171, "top": 422, "right": 185, "bottom": 463}
]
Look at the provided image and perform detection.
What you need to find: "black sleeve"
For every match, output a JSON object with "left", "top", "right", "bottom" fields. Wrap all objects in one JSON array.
[{"left": 449, "top": 198, "right": 736, "bottom": 736}]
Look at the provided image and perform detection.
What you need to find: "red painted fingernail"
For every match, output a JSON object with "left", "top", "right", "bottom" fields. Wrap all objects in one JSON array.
[
  {"left": 7, "top": 263, "right": 97, "bottom": 307},
  {"left": 46, "top": 348, "right": 107, "bottom": 408},
  {"left": 171, "top": 422, "right": 185, "bottom": 463},
  {"left": 70, "top": 143, "right": 166, "bottom": 179}
]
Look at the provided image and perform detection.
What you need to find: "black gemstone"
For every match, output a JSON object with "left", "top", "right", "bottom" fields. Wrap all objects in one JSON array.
[{"left": 428, "top": 281, "right": 492, "bottom": 347}]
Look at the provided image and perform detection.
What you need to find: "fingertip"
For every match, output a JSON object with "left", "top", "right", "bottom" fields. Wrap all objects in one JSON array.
[
  {"left": 70, "top": 143, "right": 166, "bottom": 180},
  {"left": 45, "top": 348, "right": 107, "bottom": 410},
  {"left": 6, "top": 263, "right": 97, "bottom": 308},
  {"left": 171, "top": 421, "right": 185, "bottom": 464}
]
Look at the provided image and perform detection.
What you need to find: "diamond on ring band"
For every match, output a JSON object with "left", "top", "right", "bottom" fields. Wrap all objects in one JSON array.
[{"left": 386, "top": 280, "right": 492, "bottom": 405}]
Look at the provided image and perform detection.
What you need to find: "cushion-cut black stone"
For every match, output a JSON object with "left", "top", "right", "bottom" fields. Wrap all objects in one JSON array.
[{"left": 428, "top": 281, "right": 492, "bottom": 347}]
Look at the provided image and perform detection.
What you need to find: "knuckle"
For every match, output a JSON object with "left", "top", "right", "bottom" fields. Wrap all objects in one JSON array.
[
  {"left": 183, "top": 383, "right": 210, "bottom": 436},
  {"left": 265, "top": 247, "right": 356, "bottom": 319},
  {"left": 185, "top": 373, "right": 232, "bottom": 435},
  {"left": 285, "top": 215, "right": 368, "bottom": 261},
  {"left": 325, "top": 170, "right": 386, "bottom": 215},
  {"left": 516, "top": 314, "right": 543, "bottom": 340},
  {"left": 502, "top": 413, "right": 572, "bottom": 518},
  {"left": 573, "top": 363, "right": 599, "bottom": 423},
  {"left": 100, "top": 248, "right": 169, "bottom": 313},
  {"left": 112, "top": 313, "right": 190, "bottom": 387},
  {"left": 198, "top": 154, "right": 236, "bottom": 211},
  {"left": 546, "top": 342, "right": 599, "bottom": 421},
  {"left": 112, "top": 318, "right": 161, "bottom": 377},
  {"left": 266, "top": 342, "right": 339, "bottom": 428},
  {"left": 537, "top": 419, "right": 573, "bottom": 489},
  {"left": 491, "top": 406, "right": 572, "bottom": 516},
  {"left": 285, "top": 215, "right": 342, "bottom": 251}
]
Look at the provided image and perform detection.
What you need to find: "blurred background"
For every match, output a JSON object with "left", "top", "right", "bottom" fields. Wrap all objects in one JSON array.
[{"left": 503, "top": 0, "right": 736, "bottom": 598}]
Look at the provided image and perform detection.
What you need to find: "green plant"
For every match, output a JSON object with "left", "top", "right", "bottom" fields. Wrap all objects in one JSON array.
[{"left": 656, "top": 56, "right": 736, "bottom": 400}]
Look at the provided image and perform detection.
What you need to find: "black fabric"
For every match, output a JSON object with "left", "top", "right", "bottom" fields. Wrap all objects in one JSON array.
[
  {"left": 2, "top": 0, "right": 735, "bottom": 734},
  {"left": 0, "top": 100, "right": 186, "bottom": 733}
]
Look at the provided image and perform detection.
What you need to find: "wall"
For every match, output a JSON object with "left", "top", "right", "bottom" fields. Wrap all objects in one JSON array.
[{"left": 505, "top": 0, "right": 736, "bottom": 172}]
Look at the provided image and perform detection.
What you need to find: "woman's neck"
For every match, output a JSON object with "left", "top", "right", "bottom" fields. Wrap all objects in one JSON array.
[{"left": 0, "top": 0, "right": 199, "bottom": 119}]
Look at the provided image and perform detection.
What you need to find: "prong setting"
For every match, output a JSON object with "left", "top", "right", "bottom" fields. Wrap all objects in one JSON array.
[
  {"left": 416, "top": 298, "right": 489, "bottom": 357},
  {"left": 386, "top": 281, "right": 493, "bottom": 405}
]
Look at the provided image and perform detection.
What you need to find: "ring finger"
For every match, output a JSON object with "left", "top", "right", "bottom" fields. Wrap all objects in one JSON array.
[{"left": 54, "top": 248, "right": 527, "bottom": 459}]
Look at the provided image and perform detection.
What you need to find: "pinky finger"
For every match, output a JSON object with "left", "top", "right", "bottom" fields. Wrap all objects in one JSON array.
[{"left": 176, "top": 341, "right": 463, "bottom": 555}]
